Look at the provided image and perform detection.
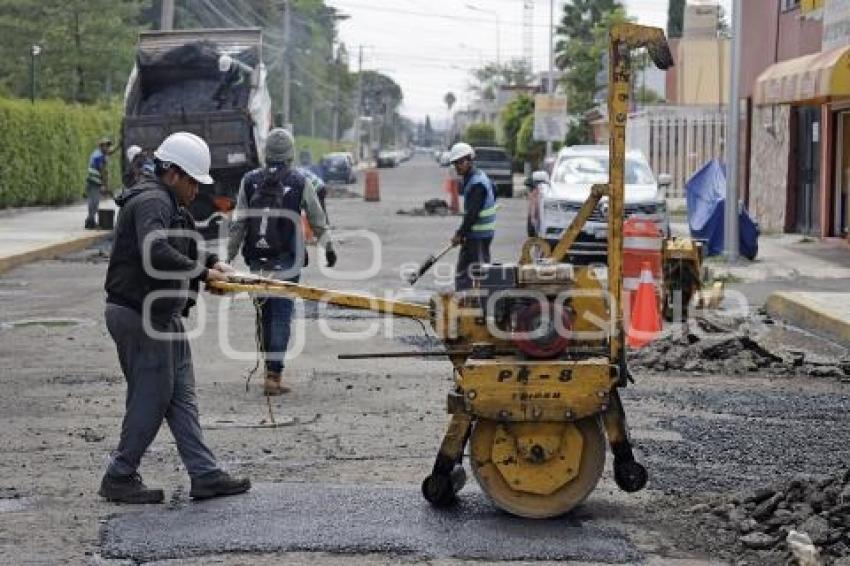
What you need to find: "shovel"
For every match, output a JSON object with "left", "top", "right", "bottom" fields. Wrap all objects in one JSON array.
[{"left": 406, "top": 241, "right": 457, "bottom": 285}]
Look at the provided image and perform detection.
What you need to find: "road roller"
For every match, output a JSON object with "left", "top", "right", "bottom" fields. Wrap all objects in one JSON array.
[{"left": 210, "top": 23, "right": 674, "bottom": 518}]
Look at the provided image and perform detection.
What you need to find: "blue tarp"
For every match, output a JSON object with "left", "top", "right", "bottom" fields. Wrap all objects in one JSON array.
[{"left": 685, "top": 159, "right": 759, "bottom": 260}]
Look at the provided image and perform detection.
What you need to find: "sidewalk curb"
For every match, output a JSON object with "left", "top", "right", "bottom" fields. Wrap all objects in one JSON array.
[
  {"left": 0, "top": 231, "right": 111, "bottom": 276},
  {"left": 765, "top": 291, "right": 850, "bottom": 346}
]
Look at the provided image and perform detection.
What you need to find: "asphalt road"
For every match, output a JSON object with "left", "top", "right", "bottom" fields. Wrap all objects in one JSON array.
[{"left": 2, "top": 154, "right": 850, "bottom": 565}]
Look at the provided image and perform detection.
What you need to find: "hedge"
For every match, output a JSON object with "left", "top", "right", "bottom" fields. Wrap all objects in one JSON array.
[{"left": 0, "top": 97, "right": 121, "bottom": 208}]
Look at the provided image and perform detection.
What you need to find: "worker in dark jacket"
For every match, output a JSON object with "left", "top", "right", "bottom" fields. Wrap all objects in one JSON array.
[
  {"left": 100, "top": 131, "right": 251, "bottom": 504},
  {"left": 227, "top": 128, "right": 336, "bottom": 396},
  {"left": 449, "top": 142, "right": 497, "bottom": 290},
  {"left": 213, "top": 54, "right": 253, "bottom": 109}
]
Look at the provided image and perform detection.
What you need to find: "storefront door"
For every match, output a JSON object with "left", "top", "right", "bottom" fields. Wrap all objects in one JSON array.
[
  {"left": 836, "top": 111, "right": 850, "bottom": 236},
  {"left": 795, "top": 106, "right": 821, "bottom": 235}
]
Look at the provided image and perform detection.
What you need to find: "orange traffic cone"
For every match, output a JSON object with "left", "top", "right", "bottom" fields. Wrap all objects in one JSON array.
[
  {"left": 364, "top": 169, "right": 380, "bottom": 201},
  {"left": 301, "top": 212, "right": 316, "bottom": 244},
  {"left": 628, "top": 261, "right": 662, "bottom": 349},
  {"left": 445, "top": 177, "right": 460, "bottom": 213}
]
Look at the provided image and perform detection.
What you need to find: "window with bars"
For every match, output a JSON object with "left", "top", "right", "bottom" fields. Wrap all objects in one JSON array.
[{"left": 782, "top": 0, "right": 801, "bottom": 12}]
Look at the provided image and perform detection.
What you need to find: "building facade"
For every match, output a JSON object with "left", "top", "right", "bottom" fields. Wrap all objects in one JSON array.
[{"left": 743, "top": 0, "right": 850, "bottom": 237}]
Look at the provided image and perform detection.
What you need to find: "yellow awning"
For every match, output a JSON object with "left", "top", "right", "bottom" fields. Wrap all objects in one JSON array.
[{"left": 754, "top": 45, "right": 850, "bottom": 105}]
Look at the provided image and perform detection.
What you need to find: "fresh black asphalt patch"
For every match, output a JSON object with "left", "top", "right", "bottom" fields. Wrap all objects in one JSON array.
[{"left": 100, "top": 483, "right": 640, "bottom": 563}]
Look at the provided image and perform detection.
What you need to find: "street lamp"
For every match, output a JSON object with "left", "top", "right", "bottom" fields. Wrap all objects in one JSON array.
[
  {"left": 463, "top": 4, "right": 500, "bottom": 65},
  {"left": 30, "top": 44, "right": 41, "bottom": 103}
]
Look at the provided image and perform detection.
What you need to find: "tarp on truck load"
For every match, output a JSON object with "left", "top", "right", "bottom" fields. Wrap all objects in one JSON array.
[
  {"left": 685, "top": 159, "right": 759, "bottom": 260},
  {"left": 123, "top": 35, "right": 270, "bottom": 163}
]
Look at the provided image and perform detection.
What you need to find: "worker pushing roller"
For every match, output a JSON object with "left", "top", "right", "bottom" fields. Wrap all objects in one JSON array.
[{"left": 210, "top": 23, "right": 674, "bottom": 518}]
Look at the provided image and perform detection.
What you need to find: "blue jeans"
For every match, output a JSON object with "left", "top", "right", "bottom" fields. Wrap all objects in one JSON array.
[{"left": 250, "top": 257, "right": 301, "bottom": 374}]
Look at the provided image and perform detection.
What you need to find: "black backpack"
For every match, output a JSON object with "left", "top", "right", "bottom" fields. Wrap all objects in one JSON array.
[{"left": 246, "top": 168, "right": 293, "bottom": 258}]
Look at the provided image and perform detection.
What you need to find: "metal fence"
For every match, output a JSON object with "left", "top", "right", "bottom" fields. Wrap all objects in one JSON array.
[{"left": 627, "top": 106, "right": 727, "bottom": 198}]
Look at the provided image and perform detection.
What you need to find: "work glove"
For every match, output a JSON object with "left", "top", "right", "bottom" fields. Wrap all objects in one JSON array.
[{"left": 325, "top": 245, "right": 337, "bottom": 268}]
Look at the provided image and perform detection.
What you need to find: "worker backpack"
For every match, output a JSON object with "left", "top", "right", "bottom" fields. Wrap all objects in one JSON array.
[{"left": 245, "top": 166, "right": 303, "bottom": 261}]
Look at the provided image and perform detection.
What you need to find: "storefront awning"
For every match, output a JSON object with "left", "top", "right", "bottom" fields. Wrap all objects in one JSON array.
[{"left": 754, "top": 44, "right": 850, "bottom": 105}]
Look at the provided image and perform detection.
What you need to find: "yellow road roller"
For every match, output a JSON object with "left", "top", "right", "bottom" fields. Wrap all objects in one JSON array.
[{"left": 211, "top": 23, "right": 675, "bottom": 519}]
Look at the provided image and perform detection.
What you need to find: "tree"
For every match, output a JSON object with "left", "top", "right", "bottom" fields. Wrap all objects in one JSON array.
[
  {"left": 464, "top": 122, "right": 496, "bottom": 147},
  {"left": 444, "top": 91, "right": 456, "bottom": 112},
  {"left": 555, "top": 2, "right": 630, "bottom": 145},
  {"left": 516, "top": 113, "right": 545, "bottom": 168},
  {"left": 500, "top": 94, "right": 534, "bottom": 160},
  {"left": 469, "top": 58, "right": 533, "bottom": 101},
  {"left": 0, "top": 0, "right": 143, "bottom": 103},
  {"left": 667, "top": 0, "right": 685, "bottom": 38}
]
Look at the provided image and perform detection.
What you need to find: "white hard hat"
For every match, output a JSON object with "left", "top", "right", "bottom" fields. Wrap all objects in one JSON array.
[
  {"left": 218, "top": 54, "right": 233, "bottom": 73},
  {"left": 154, "top": 132, "right": 214, "bottom": 185},
  {"left": 448, "top": 142, "right": 474, "bottom": 164},
  {"left": 126, "top": 145, "right": 142, "bottom": 162}
]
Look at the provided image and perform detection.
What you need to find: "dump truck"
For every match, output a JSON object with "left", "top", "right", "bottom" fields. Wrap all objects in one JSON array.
[{"left": 121, "top": 28, "right": 272, "bottom": 234}]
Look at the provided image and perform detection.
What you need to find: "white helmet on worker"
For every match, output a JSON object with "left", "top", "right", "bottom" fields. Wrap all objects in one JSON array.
[
  {"left": 218, "top": 53, "right": 233, "bottom": 73},
  {"left": 126, "top": 145, "right": 142, "bottom": 162},
  {"left": 154, "top": 132, "right": 214, "bottom": 185},
  {"left": 448, "top": 142, "right": 475, "bottom": 164}
]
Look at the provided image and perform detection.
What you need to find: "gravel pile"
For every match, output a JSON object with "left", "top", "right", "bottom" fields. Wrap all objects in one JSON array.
[
  {"left": 629, "top": 316, "right": 850, "bottom": 379},
  {"left": 693, "top": 471, "right": 850, "bottom": 564},
  {"left": 396, "top": 199, "right": 455, "bottom": 216}
]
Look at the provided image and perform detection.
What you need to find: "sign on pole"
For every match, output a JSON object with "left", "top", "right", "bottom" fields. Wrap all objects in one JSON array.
[{"left": 533, "top": 93, "right": 568, "bottom": 142}]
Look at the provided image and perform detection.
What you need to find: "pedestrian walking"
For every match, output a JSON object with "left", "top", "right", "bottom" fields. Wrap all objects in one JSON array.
[
  {"left": 85, "top": 137, "right": 114, "bottom": 229},
  {"left": 448, "top": 142, "right": 497, "bottom": 290},
  {"left": 100, "top": 131, "right": 251, "bottom": 504},
  {"left": 227, "top": 128, "right": 337, "bottom": 396}
]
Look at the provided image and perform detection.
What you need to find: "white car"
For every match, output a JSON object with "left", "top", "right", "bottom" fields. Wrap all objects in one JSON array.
[{"left": 531, "top": 145, "right": 670, "bottom": 261}]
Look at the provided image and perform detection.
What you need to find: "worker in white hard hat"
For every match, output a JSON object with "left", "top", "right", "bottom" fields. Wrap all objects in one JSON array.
[
  {"left": 121, "top": 144, "right": 153, "bottom": 190},
  {"left": 448, "top": 141, "right": 497, "bottom": 290},
  {"left": 100, "top": 131, "right": 251, "bottom": 504},
  {"left": 213, "top": 53, "right": 253, "bottom": 109}
]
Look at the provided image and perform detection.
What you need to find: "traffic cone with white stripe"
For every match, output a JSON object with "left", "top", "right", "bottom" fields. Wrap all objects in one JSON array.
[{"left": 628, "top": 261, "right": 662, "bottom": 349}]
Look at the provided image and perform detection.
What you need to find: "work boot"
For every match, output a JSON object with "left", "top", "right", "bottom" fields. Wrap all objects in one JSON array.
[
  {"left": 98, "top": 472, "right": 164, "bottom": 504},
  {"left": 84, "top": 219, "right": 97, "bottom": 230},
  {"left": 263, "top": 370, "right": 290, "bottom": 396},
  {"left": 190, "top": 470, "right": 251, "bottom": 500}
]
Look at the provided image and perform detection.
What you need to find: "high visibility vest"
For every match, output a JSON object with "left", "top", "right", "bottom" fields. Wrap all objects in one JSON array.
[
  {"left": 87, "top": 149, "right": 105, "bottom": 186},
  {"left": 463, "top": 169, "right": 496, "bottom": 239}
]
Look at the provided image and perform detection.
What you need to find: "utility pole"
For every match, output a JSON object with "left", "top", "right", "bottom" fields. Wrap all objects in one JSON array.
[
  {"left": 160, "top": 0, "right": 174, "bottom": 31},
  {"left": 282, "top": 0, "right": 292, "bottom": 128},
  {"left": 724, "top": 0, "right": 742, "bottom": 262},
  {"left": 355, "top": 45, "right": 363, "bottom": 161},
  {"left": 545, "top": 0, "right": 555, "bottom": 158}
]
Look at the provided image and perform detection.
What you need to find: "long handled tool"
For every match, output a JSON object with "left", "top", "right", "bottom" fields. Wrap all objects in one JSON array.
[{"left": 406, "top": 241, "right": 457, "bottom": 285}]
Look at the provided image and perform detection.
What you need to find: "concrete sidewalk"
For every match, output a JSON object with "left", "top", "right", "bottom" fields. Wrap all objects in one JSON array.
[
  {"left": 0, "top": 203, "right": 112, "bottom": 275},
  {"left": 702, "top": 233, "right": 850, "bottom": 346}
]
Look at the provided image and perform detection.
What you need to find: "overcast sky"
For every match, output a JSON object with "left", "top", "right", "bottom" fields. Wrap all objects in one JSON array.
[{"left": 326, "top": 0, "right": 732, "bottom": 125}]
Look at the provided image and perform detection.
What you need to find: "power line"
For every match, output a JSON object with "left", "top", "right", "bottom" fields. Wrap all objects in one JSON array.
[{"left": 328, "top": 0, "right": 556, "bottom": 29}]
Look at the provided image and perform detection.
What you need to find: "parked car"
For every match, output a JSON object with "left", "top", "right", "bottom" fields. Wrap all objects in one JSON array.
[
  {"left": 529, "top": 145, "right": 671, "bottom": 262},
  {"left": 438, "top": 151, "right": 451, "bottom": 167},
  {"left": 321, "top": 152, "right": 356, "bottom": 184},
  {"left": 472, "top": 146, "right": 514, "bottom": 197},
  {"left": 377, "top": 149, "right": 399, "bottom": 168}
]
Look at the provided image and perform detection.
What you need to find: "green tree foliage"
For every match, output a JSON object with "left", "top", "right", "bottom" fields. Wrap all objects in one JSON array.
[
  {"left": 0, "top": 97, "right": 120, "bottom": 208},
  {"left": 500, "top": 94, "right": 534, "bottom": 160},
  {"left": 667, "top": 0, "right": 685, "bottom": 38},
  {"left": 469, "top": 59, "right": 533, "bottom": 101},
  {"left": 0, "top": 0, "right": 143, "bottom": 103},
  {"left": 464, "top": 123, "right": 496, "bottom": 147},
  {"left": 555, "top": 2, "right": 630, "bottom": 145},
  {"left": 516, "top": 113, "right": 545, "bottom": 168}
]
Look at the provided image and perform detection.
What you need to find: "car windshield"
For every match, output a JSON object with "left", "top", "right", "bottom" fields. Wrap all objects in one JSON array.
[
  {"left": 475, "top": 149, "right": 508, "bottom": 162},
  {"left": 323, "top": 156, "right": 347, "bottom": 166},
  {"left": 552, "top": 155, "right": 655, "bottom": 185}
]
